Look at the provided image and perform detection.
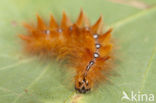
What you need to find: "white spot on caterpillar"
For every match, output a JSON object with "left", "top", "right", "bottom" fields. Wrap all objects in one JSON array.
[
  {"left": 95, "top": 44, "right": 101, "bottom": 49},
  {"left": 58, "top": 28, "right": 63, "bottom": 33},
  {"left": 94, "top": 52, "right": 99, "bottom": 58},
  {"left": 93, "top": 34, "right": 98, "bottom": 39},
  {"left": 44, "top": 30, "right": 50, "bottom": 35}
]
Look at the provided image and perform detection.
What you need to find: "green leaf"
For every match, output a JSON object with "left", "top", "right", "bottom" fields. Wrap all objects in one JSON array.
[{"left": 0, "top": 0, "right": 156, "bottom": 103}]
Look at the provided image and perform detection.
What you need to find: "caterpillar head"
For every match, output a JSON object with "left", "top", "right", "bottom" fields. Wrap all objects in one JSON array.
[{"left": 75, "top": 74, "right": 92, "bottom": 93}]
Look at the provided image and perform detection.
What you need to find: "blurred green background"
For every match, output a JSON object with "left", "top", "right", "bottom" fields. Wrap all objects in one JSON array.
[{"left": 0, "top": 0, "right": 156, "bottom": 103}]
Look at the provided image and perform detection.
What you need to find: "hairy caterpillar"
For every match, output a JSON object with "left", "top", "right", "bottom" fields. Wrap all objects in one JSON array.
[{"left": 19, "top": 10, "right": 114, "bottom": 93}]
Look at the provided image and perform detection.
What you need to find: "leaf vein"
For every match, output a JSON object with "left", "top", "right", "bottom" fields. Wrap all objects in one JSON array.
[
  {"left": 140, "top": 44, "right": 156, "bottom": 91},
  {"left": 0, "top": 58, "right": 35, "bottom": 71},
  {"left": 12, "top": 64, "right": 50, "bottom": 103}
]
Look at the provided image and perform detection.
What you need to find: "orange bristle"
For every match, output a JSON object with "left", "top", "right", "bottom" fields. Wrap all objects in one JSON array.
[{"left": 19, "top": 10, "right": 114, "bottom": 94}]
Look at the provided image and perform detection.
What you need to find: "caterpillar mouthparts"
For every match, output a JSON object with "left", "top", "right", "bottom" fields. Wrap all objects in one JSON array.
[{"left": 19, "top": 10, "right": 113, "bottom": 94}]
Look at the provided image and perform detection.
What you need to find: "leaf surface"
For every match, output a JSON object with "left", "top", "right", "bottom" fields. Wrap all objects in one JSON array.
[{"left": 0, "top": 0, "right": 156, "bottom": 103}]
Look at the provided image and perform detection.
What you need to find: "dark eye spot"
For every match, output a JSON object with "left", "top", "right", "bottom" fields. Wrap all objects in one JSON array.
[
  {"left": 82, "top": 86, "right": 85, "bottom": 90},
  {"left": 86, "top": 82, "right": 89, "bottom": 86},
  {"left": 83, "top": 78, "right": 86, "bottom": 82},
  {"left": 44, "top": 30, "right": 50, "bottom": 35},
  {"left": 79, "top": 82, "right": 82, "bottom": 86}
]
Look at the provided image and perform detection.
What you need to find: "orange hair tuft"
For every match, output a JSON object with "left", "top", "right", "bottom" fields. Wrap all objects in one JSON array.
[{"left": 19, "top": 10, "right": 114, "bottom": 93}]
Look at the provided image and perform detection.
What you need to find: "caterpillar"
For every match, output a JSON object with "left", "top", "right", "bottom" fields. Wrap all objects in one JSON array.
[{"left": 19, "top": 10, "right": 114, "bottom": 94}]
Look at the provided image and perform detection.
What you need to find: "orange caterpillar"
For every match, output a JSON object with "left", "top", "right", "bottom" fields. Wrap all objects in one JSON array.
[{"left": 19, "top": 10, "right": 113, "bottom": 93}]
